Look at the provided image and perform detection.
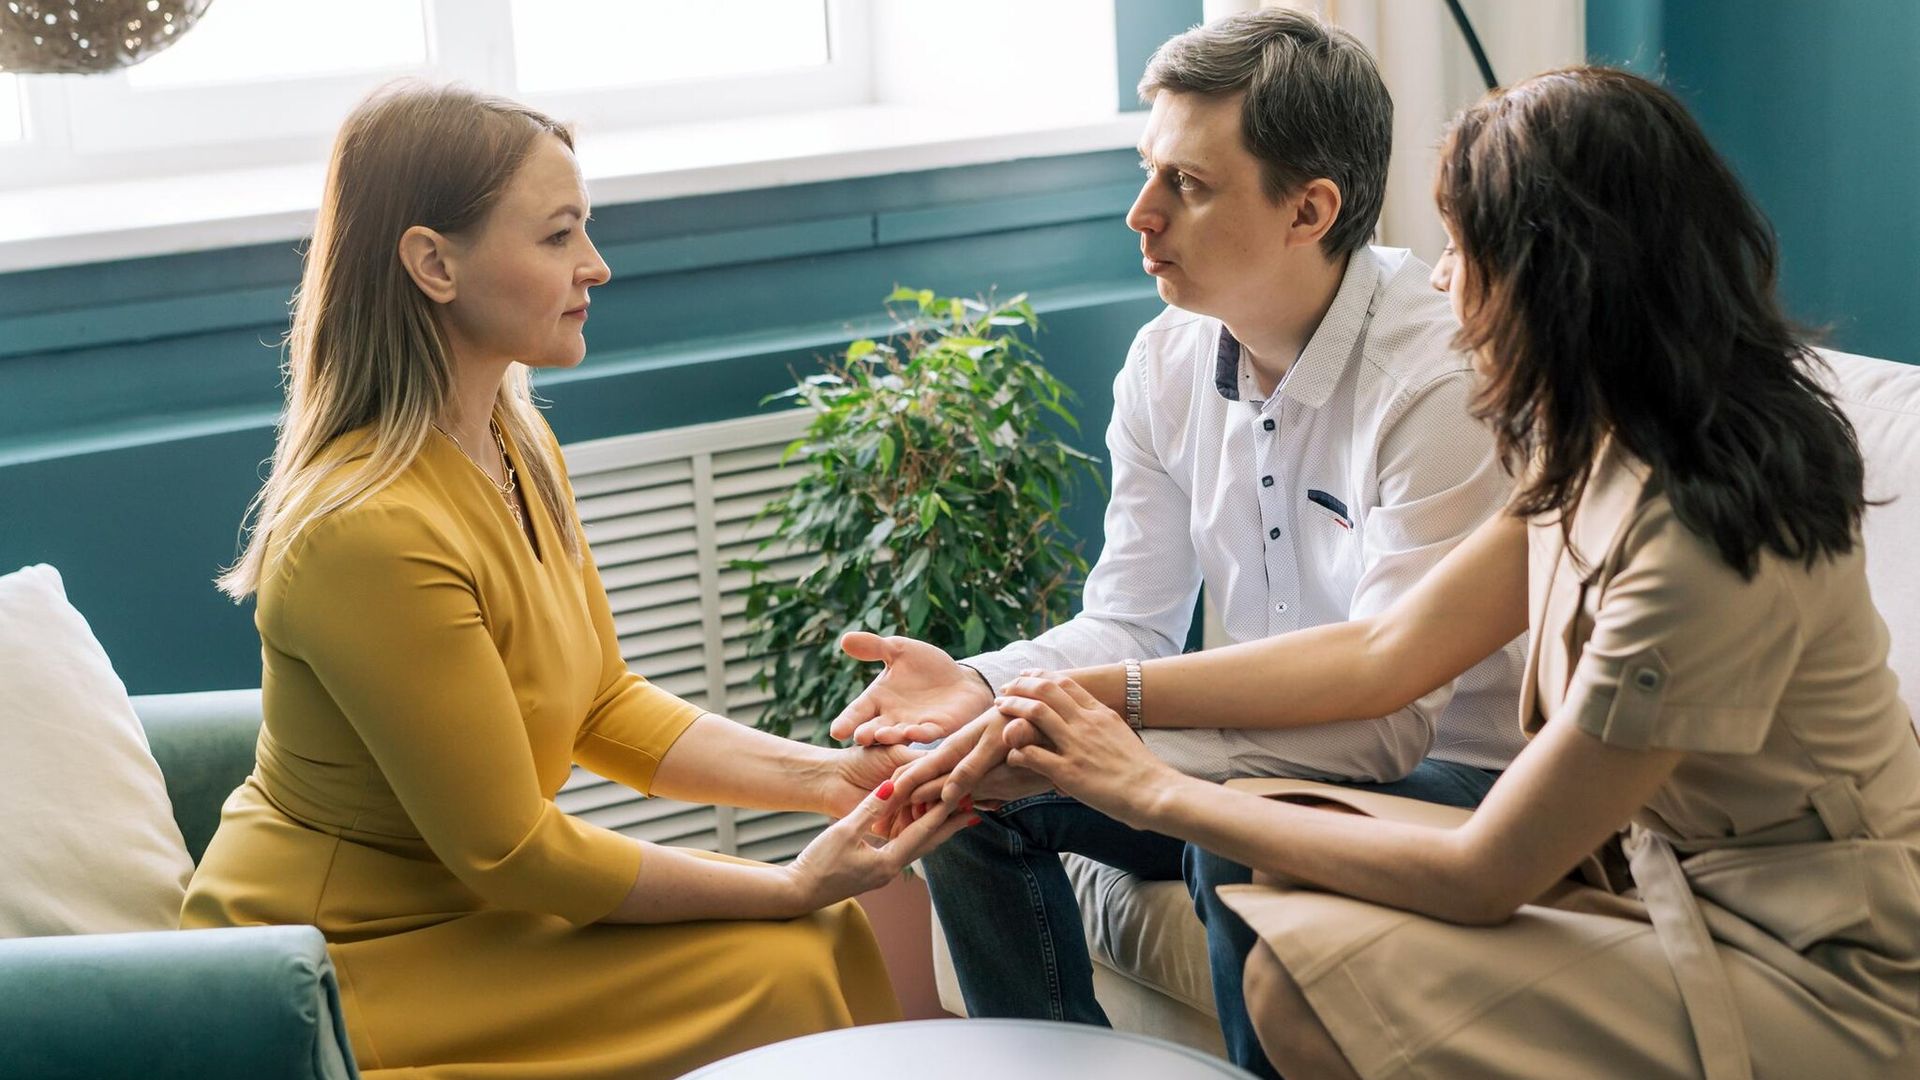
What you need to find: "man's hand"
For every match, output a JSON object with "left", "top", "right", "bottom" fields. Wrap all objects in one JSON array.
[
  {"left": 877, "top": 701, "right": 1050, "bottom": 823},
  {"left": 818, "top": 742, "right": 922, "bottom": 820},
  {"left": 876, "top": 746, "right": 1051, "bottom": 839},
  {"left": 883, "top": 707, "right": 1000, "bottom": 805},
  {"left": 828, "top": 632, "right": 995, "bottom": 745},
  {"left": 921, "top": 668, "right": 1057, "bottom": 805}
]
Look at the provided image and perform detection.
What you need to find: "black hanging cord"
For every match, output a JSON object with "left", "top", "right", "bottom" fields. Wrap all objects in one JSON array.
[{"left": 1443, "top": 0, "right": 1499, "bottom": 90}]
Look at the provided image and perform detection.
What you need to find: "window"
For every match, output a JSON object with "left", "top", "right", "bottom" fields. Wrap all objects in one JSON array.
[
  {"left": 1, "top": 0, "right": 870, "bottom": 189},
  {"left": 509, "top": 0, "right": 831, "bottom": 94},
  {"left": 52, "top": 0, "right": 437, "bottom": 160},
  {"left": 504, "top": 0, "right": 865, "bottom": 141},
  {"left": 126, "top": 0, "right": 430, "bottom": 88},
  {"left": 0, "top": 75, "right": 20, "bottom": 143}
]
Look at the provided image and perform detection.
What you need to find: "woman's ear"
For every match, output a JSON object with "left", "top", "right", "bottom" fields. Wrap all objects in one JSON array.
[{"left": 397, "top": 225, "right": 458, "bottom": 304}]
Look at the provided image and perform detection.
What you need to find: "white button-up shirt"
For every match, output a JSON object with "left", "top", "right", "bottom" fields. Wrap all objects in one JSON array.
[{"left": 968, "top": 246, "right": 1527, "bottom": 782}]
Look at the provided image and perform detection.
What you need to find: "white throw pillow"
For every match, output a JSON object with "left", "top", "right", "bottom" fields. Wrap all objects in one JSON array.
[{"left": 0, "top": 564, "right": 193, "bottom": 936}]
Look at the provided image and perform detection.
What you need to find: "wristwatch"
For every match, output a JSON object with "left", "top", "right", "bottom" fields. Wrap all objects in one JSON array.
[{"left": 1122, "top": 658, "right": 1144, "bottom": 731}]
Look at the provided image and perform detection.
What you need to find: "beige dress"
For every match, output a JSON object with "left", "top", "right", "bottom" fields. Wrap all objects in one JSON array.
[{"left": 1222, "top": 443, "right": 1920, "bottom": 1078}]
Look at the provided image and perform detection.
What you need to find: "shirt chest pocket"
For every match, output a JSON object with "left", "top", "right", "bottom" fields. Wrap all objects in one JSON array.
[
  {"left": 1303, "top": 488, "right": 1354, "bottom": 532},
  {"left": 1298, "top": 488, "right": 1360, "bottom": 576}
]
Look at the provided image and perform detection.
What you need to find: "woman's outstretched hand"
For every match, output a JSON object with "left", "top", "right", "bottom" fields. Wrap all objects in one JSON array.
[
  {"left": 994, "top": 674, "right": 1182, "bottom": 828},
  {"left": 785, "top": 780, "right": 977, "bottom": 912}
]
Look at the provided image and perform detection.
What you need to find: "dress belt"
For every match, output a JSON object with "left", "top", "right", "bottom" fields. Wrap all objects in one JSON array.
[
  {"left": 1618, "top": 771, "right": 1892, "bottom": 1079},
  {"left": 1625, "top": 827, "right": 1755, "bottom": 1080}
]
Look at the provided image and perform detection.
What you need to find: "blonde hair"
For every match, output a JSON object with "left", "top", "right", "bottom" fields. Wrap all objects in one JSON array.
[{"left": 219, "top": 81, "right": 584, "bottom": 600}]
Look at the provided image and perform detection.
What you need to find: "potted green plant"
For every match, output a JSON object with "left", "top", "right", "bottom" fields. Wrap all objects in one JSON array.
[{"left": 736, "top": 286, "right": 1102, "bottom": 743}]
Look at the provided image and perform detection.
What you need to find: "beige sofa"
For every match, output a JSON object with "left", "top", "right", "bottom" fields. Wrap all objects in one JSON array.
[{"left": 932, "top": 348, "right": 1920, "bottom": 1054}]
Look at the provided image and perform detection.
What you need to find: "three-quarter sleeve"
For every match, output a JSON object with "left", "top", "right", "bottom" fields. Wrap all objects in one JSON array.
[
  {"left": 264, "top": 501, "right": 643, "bottom": 926},
  {"left": 570, "top": 541, "right": 704, "bottom": 792},
  {"left": 527, "top": 416, "right": 704, "bottom": 792},
  {"left": 1559, "top": 502, "right": 1803, "bottom": 754}
]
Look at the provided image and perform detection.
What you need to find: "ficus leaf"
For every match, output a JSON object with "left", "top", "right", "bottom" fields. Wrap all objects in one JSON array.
[{"left": 734, "top": 286, "right": 1100, "bottom": 744}]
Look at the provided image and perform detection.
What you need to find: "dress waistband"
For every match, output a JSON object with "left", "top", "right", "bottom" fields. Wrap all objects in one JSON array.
[{"left": 1622, "top": 768, "right": 1905, "bottom": 1080}]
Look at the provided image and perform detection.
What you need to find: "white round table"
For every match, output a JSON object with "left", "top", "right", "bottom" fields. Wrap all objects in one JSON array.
[{"left": 682, "top": 1019, "right": 1257, "bottom": 1078}]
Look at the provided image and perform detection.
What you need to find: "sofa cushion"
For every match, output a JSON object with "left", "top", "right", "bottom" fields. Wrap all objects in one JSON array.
[
  {"left": 1816, "top": 349, "right": 1920, "bottom": 721},
  {"left": 0, "top": 565, "right": 193, "bottom": 937},
  {"left": 132, "top": 689, "right": 265, "bottom": 864},
  {"left": 1065, "top": 854, "right": 1217, "bottom": 1018}
]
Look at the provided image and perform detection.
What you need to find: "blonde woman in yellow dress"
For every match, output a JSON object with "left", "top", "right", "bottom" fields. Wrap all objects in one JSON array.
[{"left": 183, "top": 81, "right": 971, "bottom": 1079}]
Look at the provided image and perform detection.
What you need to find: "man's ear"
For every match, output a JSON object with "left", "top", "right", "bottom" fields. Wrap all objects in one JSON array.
[
  {"left": 398, "top": 225, "right": 458, "bottom": 304},
  {"left": 1288, "top": 178, "right": 1344, "bottom": 250}
]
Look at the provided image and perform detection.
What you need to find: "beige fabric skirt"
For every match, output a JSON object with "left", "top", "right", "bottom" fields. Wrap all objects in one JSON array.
[{"left": 1219, "top": 882, "right": 1916, "bottom": 1079}]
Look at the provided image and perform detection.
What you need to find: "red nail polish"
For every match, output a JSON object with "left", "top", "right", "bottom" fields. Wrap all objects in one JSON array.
[
  {"left": 967, "top": 815, "right": 984, "bottom": 826},
  {"left": 875, "top": 780, "right": 895, "bottom": 801},
  {"left": 959, "top": 796, "right": 974, "bottom": 812}
]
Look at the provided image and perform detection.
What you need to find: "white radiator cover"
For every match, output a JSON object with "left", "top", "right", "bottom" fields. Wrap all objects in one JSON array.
[{"left": 556, "top": 408, "right": 827, "bottom": 863}]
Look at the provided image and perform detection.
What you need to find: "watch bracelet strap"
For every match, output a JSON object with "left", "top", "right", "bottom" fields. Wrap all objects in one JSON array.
[{"left": 1123, "top": 658, "right": 1143, "bottom": 731}]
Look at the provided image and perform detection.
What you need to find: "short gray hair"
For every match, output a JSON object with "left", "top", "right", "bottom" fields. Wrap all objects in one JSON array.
[{"left": 1139, "top": 8, "right": 1391, "bottom": 257}]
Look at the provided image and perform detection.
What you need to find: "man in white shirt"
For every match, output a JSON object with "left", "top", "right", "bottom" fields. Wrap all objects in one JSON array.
[{"left": 827, "top": 11, "right": 1525, "bottom": 1074}]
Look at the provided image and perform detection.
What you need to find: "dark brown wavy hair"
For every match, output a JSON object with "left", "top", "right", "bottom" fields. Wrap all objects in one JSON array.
[{"left": 1438, "top": 66, "right": 1866, "bottom": 578}]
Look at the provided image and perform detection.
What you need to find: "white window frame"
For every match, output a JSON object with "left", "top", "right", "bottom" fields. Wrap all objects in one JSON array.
[
  {"left": 515, "top": 0, "right": 870, "bottom": 136},
  {"left": 0, "top": 0, "right": 870, "bottom": 191},
  {"left": 0, "top": 0, "right": 1134, "bottom": 273},
  {"left": 0, "top": 73, "right": 24, "bottom": 144}
]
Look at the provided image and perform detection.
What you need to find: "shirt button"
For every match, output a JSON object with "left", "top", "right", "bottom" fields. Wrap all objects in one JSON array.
[
  {"left": 1634, "top": 669, "right": 1662, "bottom": 691},
  {"left": 1268, "top": 527, "right": 1281, "bottom": 540},
  {"left": 1275, "top": 602, "right": 1289, "bottom": 613},
  {"left": 1262, "top": 418, "right": 1275, "bottom": 431},
  {"left": 1261, "top": 475, "right": 1274, "bottom": 487}
]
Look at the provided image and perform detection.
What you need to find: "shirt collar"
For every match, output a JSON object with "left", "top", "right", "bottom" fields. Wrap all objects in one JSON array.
[{"left": 1212, "top": 246, "right": 1382, "bottom": 409}]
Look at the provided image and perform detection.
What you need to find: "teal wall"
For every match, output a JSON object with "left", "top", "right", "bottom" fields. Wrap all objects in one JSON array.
[
  {"left": 0, "top": 152, "right": 1163, "bottom": 693},
  {"left": 2, "top": 0, "right": 1208, "bottom": 695},
  {"left": 1116, "top": 0, "right": 1203, "bottom": 108},
  {"left": 1588, "top": 0, "right": 1919, "bottom": 363}
]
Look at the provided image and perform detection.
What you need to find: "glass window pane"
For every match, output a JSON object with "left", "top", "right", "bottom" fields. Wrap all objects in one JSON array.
[
  {"left": 510, "top": 0, "right": 829, "bottom": 95},
  {"left": 127, "top": 0, "right": 427, "bottom": 88},
  {"left": 0, "top": 75, "right": 20, "bottom": 142}
]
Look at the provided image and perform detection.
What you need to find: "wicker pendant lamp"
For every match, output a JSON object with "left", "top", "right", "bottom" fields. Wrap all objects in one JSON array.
[{"left": 0, "top": 0, "right": 215, "bottom": 75}]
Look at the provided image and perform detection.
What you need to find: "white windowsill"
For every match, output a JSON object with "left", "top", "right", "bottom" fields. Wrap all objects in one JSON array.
[{"left": 0, "top": 104, "right": 1146, "bottom": 275}]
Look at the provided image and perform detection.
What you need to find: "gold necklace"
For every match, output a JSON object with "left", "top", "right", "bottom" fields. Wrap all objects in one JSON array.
[{"left": 434, "top": 420, "right": 523, "bottom": 528}]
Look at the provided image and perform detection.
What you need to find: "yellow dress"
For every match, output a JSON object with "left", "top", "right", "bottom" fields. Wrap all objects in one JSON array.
[{"left": 181, "top": 417, "right": 899, "bottom": 1079}]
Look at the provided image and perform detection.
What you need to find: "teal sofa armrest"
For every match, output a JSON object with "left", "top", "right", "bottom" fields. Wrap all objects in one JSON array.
[
  {"left": 131, "top": 689, "right": 262, "bottom": 863},
  {"left": 0, "top": 925, "right": 357, "bottom": 1080}
]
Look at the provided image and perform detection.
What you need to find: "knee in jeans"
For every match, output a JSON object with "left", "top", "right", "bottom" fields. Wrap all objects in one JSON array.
[{"left": 1181, "top": 845, "right": 1249, "bottom": 918}]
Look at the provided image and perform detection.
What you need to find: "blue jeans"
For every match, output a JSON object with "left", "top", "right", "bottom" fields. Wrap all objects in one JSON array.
[{"left": 921, "top": 759, "right": 1500, "bottom": 1079}]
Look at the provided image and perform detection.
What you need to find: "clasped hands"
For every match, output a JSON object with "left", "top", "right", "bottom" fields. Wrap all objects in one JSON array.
[{"left": 826, "top": 631, "right": 1176, "bottom": 836}]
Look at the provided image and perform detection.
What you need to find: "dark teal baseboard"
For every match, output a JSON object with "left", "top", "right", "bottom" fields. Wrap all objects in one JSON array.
[{"left": 0, "top": 149, "right": 1164, "bottom": 694}]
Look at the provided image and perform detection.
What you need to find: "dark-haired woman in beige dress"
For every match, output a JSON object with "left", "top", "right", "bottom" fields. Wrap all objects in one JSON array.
[{"left": 900, "top": 67, "right": 1920, "bottom": 1078}]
